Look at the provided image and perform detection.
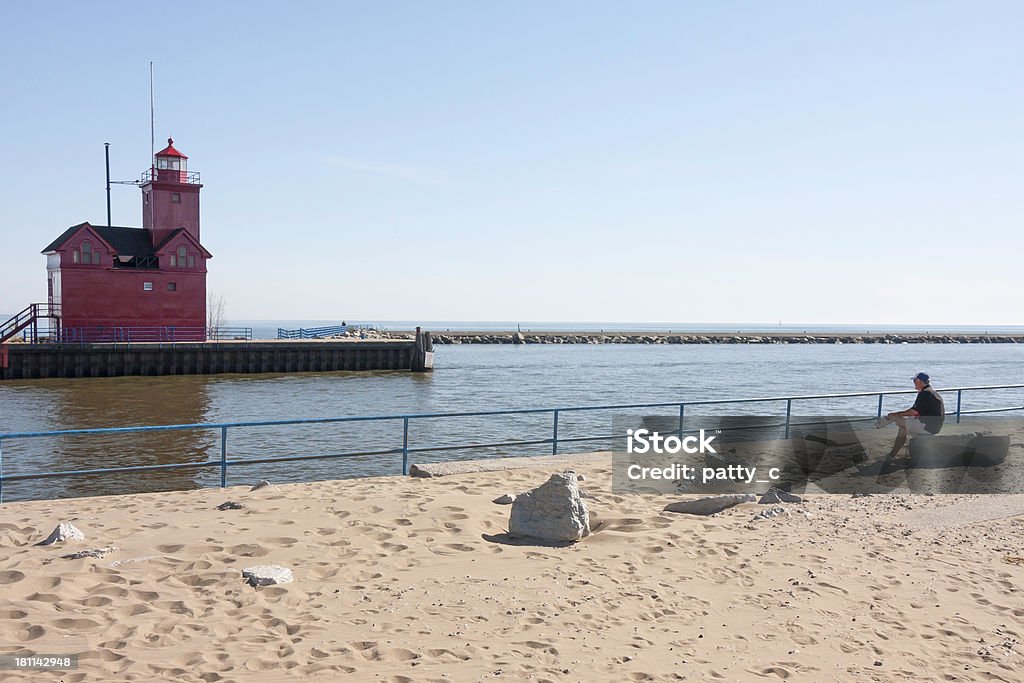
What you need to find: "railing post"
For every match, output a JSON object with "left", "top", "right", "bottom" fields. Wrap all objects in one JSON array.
[
  {"left": 552, "top": 410, "right": 559, "bottom": 455},
  {"left": 0, "top": 436, "right": 4, "bottom": 504},
  {"left": 402, "top": 417, "right": 410, "bottom": 475},
  {"left": 220, "top": 426, "right": 228, "bottom": 487},
  {"left": 956, "top": 389, "right": 962, "bottom": 424},
  {"left": 877, "top": 394, "right": 884, "bottom": 418},
  {"left": 678, "top": 403, "right": 685, "bottom": 437},
  {"left": 784, "top": 399, "right": 792, "bottom": 439}
]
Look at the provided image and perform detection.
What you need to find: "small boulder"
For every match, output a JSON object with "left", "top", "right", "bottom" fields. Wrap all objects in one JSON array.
[
  {"left": 758, "top": 488, "right": 803, "bottom": 504},
  {"left": 62, "top": 546, "right": 118, "bottom": 560},
  {"left": 250, "top": 480, "right": 272, "bottom": 491},
  {"left": 509, "top": 472, "right": 590, "bottom": 542},
  {"left": 752, "top": 507, "right": 789, "bottom": 520},
  {"left": 663, "top": 494, "right": 756, "bottom": 516},
  {"left": 217, "top": 501, "right": 245, "bottom": 510},
  {"left": 242, "top": 565, "right": 294, "bottom": 587},
  {"left": 36, "top": 522, "right": 85, "bottom": 546},
  {"left": 493, "top": 494, "right": 516, "bottom": 505}
]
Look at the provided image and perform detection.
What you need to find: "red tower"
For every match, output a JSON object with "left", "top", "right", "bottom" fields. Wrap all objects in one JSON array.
[{"left": 142, "top": 138, "right": 203, "bottom": 247}]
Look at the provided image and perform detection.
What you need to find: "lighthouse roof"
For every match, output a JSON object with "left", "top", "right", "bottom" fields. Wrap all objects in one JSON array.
[
  {"left": 42, "top": 223, "right": 155, "bottom": 256},
  {"left": 155, "top": 137, "right": 188, "bottom": 159}
]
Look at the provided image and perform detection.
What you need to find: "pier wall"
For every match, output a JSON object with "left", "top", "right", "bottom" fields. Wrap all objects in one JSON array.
[{"left": 0, "top": 340, "right": 423, "bottom": 380}]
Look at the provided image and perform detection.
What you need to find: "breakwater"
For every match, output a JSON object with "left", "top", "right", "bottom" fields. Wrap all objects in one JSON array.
[
  {"left": 0, "top": 336, "right": 434, "bottom": 380},
  {"left": 431, "top": 331, "right": 1024, "bottom": 345}
]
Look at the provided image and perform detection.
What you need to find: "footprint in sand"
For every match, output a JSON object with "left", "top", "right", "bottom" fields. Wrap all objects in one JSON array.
[
  {"left": 117, "top": 604, "right": 153, "bottom": 618},
  {"left": 80, "top": 595, "right": 114, "bottom": 607},
  {"left": 426, "top": 648, "right": 471, "bottom": 661},
  {"left": 156, "top": 544, "right": 185, "bottom": 553},
  {"left": 258, "top": 536, "right": 299, "bottom": 546},
  {"left": 52, "top": 617, "right": 105, "bottom": 631},
  {"left": 444, "top": 543, "right": 475, "bottom": 553},
  {"left": 228, "top": 543, "right": 269, "bottom": 557},
  {"left": 14, "top": 624, "right": 47, "bottom": 641}
]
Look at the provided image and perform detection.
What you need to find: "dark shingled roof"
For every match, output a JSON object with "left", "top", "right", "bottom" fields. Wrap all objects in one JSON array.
[{"left": 42, "top": 223, "right": 155, "bottom": 257}]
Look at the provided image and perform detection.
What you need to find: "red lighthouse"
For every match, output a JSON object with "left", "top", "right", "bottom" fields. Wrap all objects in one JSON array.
[{"left": 38, "top": 138, "right": 213, "bottom": 342}]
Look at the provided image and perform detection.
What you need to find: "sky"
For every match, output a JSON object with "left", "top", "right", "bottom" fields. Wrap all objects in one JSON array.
[{"left": 1, "top": 1, "right": 1021, "bottom": 325}]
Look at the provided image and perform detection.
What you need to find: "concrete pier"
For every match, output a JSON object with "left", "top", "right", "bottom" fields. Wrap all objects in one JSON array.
[{"left": 0, "top": 338, "right": 431, "bottom": 380}]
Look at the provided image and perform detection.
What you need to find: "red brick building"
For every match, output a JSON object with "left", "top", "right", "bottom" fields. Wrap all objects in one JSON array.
[{"left": 41, "top": 139, "right": 212, "bottom": 341}]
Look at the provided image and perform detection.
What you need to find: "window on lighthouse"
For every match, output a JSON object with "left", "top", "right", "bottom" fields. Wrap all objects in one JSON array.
[
  {"left": 178, "top": 246, "right": 187, "bottom": 268},
  {"left": 81, "top": 240, "right": 99, "bottom": 265}
]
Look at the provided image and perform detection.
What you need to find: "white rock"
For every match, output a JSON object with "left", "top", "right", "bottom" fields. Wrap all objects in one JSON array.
[
  {"left": 663, "top": 494, "right": 756, "bottom": 516},
  {"left": 109, "top": 556, "right": 155, "bottom": 568},
  {"left": 509, "top": 472, "right": 590, "bottom": 542},
  {"left": 493, "top": 494, "right": 516, "bottom": 505},
  {"left": 37, "top": 522, "right": 85, "bottom": 546},
  {"left": 242, "top": 565, "right": 294, "bottom": 587},
  {"left": 250, "top": 480, "right": 273, "bottom": 491},
  {"left": 62, "top": 546, "right": 118, "bottom": 560},
  {"left": 752, "top": 506, "right": 789, "bottom": 520}
]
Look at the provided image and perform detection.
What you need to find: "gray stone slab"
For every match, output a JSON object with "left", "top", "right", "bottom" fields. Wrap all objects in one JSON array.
[
  {"left": 409, "top": 452, "right": 608, "bottom": 478},
  {"left": 663, "top": 494, "right": 757, "bottom": 516}
]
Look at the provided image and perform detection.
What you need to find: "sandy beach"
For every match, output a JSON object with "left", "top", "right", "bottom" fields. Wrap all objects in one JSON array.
[{"left": 1, "top": 453, "right": 1023, "bottom": 682}]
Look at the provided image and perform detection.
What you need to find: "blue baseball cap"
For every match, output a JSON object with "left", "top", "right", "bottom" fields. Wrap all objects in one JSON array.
[{"left": 913, "top": 372, "right": 930, "bottom": 383}]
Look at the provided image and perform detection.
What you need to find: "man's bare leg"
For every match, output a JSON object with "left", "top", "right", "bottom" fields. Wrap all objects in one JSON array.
[{"left": 888, "top": 416, "right": 908, "bottom": 457}]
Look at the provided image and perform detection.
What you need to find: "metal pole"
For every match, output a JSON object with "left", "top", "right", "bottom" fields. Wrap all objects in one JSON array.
[
  {"left": 104, "top": 143, "right": 112, "bottom": 227},
  {"left": 678, "top": 403, "right": 685, "bottom": 437},
  {"left": 956, "top": 389, "right": 962, "bottom": 424},
  {"left": 784, "top": 399, "right": 792, "bottom": 439},
  {"left": 149, "top": 62, "right": 155, "bottom": 230},
  {"left": 220, "top": 426, "right": 228, "bottom": 487},
  {"left": 0, "top": 437, "right": 4, "bottom": 504},
  {"left": 150, "top": 62, "right": 155, "bottom": 172},
  {"left": 402, "top": 417, "right": 409, "bottom": 475},
  {"left": 877, "top": 394, "right": 884, "bottom": 418},
  {"left": 552, "top": 410, "right": 559, "bottom": 455}
]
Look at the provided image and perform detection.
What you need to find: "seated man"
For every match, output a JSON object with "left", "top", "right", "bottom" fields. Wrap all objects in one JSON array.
[{"left": 885, "top": 372, "right": 945, "bottom": 457}]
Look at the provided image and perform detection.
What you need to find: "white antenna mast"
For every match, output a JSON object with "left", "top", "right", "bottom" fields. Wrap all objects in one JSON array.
[
  {"left": 149, "top": 61, "right": 155, "bottom": 230},
  {"left": 150, "top": 61, "right": 155, "bottom": 169}
]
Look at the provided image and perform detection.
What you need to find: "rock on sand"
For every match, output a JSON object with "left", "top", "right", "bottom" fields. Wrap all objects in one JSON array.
[
  {"left": 663, "top": 494, "right": 756, "bottom": 516},
  {"left": 509, "top": 472, "right": 590, "bottom": 542}
]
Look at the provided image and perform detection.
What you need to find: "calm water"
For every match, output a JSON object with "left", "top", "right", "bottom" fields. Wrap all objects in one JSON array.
[{"left": 1, "top": 344, "right": 1023, "bottom": 501}]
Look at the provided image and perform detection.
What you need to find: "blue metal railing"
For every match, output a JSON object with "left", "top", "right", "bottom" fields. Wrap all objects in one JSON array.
[
  {"left": 54, "top": 327, "right": 253, "bottom": 344},
  {"left": 1, "top": 383, "right": 1021, "bottom": 503},
  {"left": 277, "top": 324, "right": 376, "bottom": 339}
]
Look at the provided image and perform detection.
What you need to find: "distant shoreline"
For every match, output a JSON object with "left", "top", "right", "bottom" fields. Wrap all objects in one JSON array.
[
  {"left": 428, "top": 331, "right": 1024, "bottom": 345},
  {"left": 232, "top": 320, "right": 1024, "bottom": 336}
]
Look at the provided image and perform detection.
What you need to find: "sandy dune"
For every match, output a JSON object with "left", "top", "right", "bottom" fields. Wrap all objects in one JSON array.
[{"left": 1, "top": 454, "right": 1022, "bottom": 682}]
